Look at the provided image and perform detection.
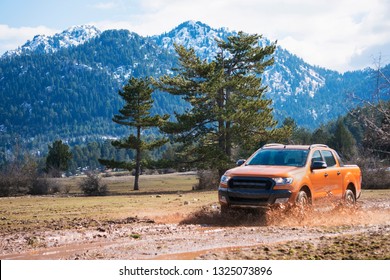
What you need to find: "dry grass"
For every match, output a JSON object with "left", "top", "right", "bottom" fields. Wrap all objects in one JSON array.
[
  {"left": 56, "top": 172, "right": 199, "bottom": 194},
  {"left": 359, "top": 189, "right": 390, "bottom": 199},
  {"left": 0, "top": 172, "right": 217, "bottom": 233}
]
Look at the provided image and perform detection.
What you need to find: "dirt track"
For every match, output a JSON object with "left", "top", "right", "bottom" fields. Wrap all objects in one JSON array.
[{"left": 1, "top": 195, "right": 390, "bottom": 260}]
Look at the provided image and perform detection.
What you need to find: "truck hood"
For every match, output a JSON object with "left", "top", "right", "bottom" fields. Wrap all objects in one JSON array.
[{"left": 225, "top": 165, "right": 303, "bottom": 177}]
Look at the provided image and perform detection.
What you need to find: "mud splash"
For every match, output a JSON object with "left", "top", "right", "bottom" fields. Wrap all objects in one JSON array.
[
  {"left": 267, "top": 204, "right": 390, "bottom": 227},
  {"left": 180, "top": 201, "right": 390, "bottom": 229}
]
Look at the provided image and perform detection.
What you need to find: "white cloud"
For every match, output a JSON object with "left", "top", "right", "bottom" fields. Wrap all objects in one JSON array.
[
  {"left": 267, "top": 0, "right": 390, "bottom": 71},
  {"left": 92, "top": 2, "right": 118, "bottom": 10}
]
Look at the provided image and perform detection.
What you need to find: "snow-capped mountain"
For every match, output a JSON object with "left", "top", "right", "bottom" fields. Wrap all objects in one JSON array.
[
  {"left": 2, "top": 25, "right": 101, "bottom": 57},
  {"left": 152, "top": 21, "right": 232, "bottom": 60},
  {"left": 154, "top": 22, "right": 324, "bottom": 94},
  {"left": 0, "top": 21, "right": 383, "bottom": 151}
]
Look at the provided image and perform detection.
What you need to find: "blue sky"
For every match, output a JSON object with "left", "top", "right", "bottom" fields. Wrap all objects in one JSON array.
[{"left": 1, "top": 0, "right": 390, "bottom": 72}]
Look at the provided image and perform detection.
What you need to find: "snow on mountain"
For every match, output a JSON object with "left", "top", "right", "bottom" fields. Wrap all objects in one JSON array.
[
  {"left": 153, "top": 21, "right": 232, "bottom": 61},
  {"left": 154, "top": 21, "right": 328, "bottom": 101},
  {"left": 265, "top": 50, "right": 326, "bottom": 100},
  {"left": 2, "top": 25, "right": 101, "bottom": 57}
]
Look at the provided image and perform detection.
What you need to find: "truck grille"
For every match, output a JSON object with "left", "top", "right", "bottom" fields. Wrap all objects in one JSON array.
[
  {"left": 228, "top": 177, "right": 274, "bottom": 190},
  {"left": 229, "top": 197, "right": 269, "bottom": 203}
]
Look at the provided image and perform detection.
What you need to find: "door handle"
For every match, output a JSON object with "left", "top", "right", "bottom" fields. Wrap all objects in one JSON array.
[
  {"left": 337, "top": 171, "right": 341, "bottom": 175},
  {"left": 324, "top": 173, "right": 328, "bottom": 177}
]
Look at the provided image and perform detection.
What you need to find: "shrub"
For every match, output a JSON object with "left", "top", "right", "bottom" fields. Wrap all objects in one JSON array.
[
  {"left": 0, "top": 154, "right": 66, "bottom": 197},
  {"left": 193, "top": 170, "right": 220, "bottom": 190},
  {"left": 79, "top": 172, "right": 108, "bottom": 196},
  {"left": 28, "top": 177, "right": 62, "bottom": 195},
  {"left": 29, "top": 178, "right": 51, "bottom": 195},
  {"left": 356, "top": 153, "right": 390, "bottom": 189},
  {"left": 362, "top": 168, "right": 390, "bottom": 189},
  {"left": 0, "top": 175, "right": 12, "bottom": 197},
  {"left": 0, "top": 162, "right": 35, "bottom": 196},
  {"left": 0, "top": 169, "right": 64, "bottom": 197}
]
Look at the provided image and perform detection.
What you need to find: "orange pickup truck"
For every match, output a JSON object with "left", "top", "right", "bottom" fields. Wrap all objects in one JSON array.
[{"left": 218, "top": 144, "right": 362, "bottom": 212}]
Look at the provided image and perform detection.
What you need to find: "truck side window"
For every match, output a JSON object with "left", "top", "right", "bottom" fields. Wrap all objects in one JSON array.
[
  {"left": 311, "top": 150, "right": 322, "bottom": 164},
  {"left": 322, "top": 150, "right": 337, "bottom": 167},
  {"left": 334, "top": 151, "right": 345, "bottom": 167}
]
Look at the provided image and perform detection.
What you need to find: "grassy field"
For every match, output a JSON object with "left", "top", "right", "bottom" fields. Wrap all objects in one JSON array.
[
  {"left": 0, "top": 172, "right": 216, "bottom": 233},
  {"left": 59, "top": 171, "right": 199, "bottom": 194},
  {"left": 2, "top": 173, "right": 390, "bottom": 234}
]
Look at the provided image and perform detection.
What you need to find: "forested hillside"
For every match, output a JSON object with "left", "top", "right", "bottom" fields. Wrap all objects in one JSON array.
[{"left": 0, "top": 21, "right": 388, "bottom": 154}]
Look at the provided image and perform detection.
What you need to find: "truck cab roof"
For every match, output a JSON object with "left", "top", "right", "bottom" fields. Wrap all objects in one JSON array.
[{"left": 262, "top": 144, "right": 329, "bottom": 150}]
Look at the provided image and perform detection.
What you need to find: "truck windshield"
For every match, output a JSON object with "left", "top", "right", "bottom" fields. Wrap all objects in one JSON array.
[{"left": 246, "top": 149, "right": 309, "bottom": 167}]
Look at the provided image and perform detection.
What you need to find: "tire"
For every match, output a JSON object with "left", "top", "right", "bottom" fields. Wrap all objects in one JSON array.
[
  {"left": 296, "top": 190, "right": 309, "bottom": 207},
  {"left": 344, "top": 189, "right": 356, "bottom": 207}
]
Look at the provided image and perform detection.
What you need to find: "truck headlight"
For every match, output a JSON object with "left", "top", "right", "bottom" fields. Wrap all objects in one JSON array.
[
  {"left": 220, "top": 175, "right": 231, "bottom": 187},
  {"left": 272, "top": 177, "right": 293, "bottom": 186}
]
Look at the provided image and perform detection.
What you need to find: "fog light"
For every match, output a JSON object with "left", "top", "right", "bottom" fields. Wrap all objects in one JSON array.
[
  {"left": 220, "top": 196, "right": 227, "bottom": 204},
  {"left": 275, "top": 198, "right": 289, "bottom": 204}
]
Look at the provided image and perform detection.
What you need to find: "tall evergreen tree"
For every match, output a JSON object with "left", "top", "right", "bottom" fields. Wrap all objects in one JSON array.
[
  {"left": 157, "top": 32, "right": 289, "bottom": 176},
  {"left": 46, "top": 140, "right": 72, "bottom": 177},
  {"left": 311, "top": 125, "right": 330, "bottom": 145},
  {"left": 329, "top": 118, "right": 357, "bottom": 160},
  {"left": 99, "top": 77, "right": 169, "bottom": 190}
]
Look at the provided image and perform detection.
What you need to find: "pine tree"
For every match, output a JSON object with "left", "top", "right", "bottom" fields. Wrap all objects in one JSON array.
[
  {"left": 157, "top": 32, "right": 289, "bottom": 176},
  {"left": 329, "top": 118, "right": 357, "bottom": 160},
  {"left": 99, "top": 77, "right": 169, "bottom": 190},
  {"left": 46, "top": 140, "right": 72, "bottom": 177},
  {"left": 311, "top": 125, "right": 330, "bottom": 145}
]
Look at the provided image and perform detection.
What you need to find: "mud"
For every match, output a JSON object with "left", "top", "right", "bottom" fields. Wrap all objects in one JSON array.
[{"left": 1, "top": 197, "right": 390, "bottom": 260}]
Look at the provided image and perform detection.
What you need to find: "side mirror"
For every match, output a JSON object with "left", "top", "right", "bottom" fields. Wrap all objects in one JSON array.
[
  {"left": 236, "top": 159, "right": 246, "bottom": 166},
  {"left": 311, "top": 161, "right": 327, "bottom": 170}
]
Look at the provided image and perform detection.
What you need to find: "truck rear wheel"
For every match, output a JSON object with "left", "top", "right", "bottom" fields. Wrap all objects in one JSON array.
[{"left": 344, "top": 189, "right": 356, "bottom": 206}]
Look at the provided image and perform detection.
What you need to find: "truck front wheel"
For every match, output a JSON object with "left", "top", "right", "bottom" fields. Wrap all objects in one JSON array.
[{"left": 296, "top": 190, "right": 309, "bottom": 207}]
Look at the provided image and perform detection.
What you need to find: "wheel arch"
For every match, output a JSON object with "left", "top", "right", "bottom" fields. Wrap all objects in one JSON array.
[{"left": 346, "top": 183, "right": 356, "bottom": 199}]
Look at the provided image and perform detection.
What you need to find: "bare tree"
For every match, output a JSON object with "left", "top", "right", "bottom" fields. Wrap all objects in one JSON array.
[{"left": 350, "top": 55, "right": 390, "bottom": 156}]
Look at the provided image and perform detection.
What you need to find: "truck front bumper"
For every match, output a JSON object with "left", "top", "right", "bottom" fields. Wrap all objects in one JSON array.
[{"left": 218, "top": 187, "right": 292, "bottom": 208}]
